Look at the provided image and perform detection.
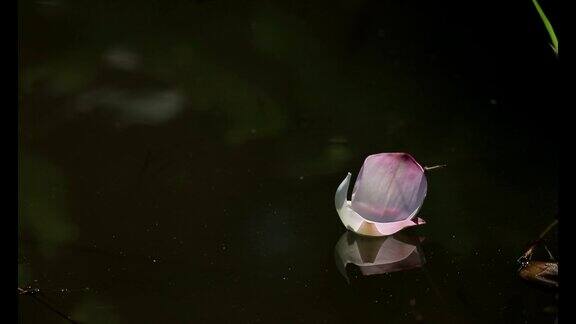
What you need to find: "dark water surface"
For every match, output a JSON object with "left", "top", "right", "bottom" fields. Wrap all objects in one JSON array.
[{"left": 19, "top": 0, "right": 559, "bottom": 323}]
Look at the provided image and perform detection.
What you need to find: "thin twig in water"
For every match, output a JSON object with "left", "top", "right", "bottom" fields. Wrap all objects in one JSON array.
[
  {"left": 424, "top": 164, "right": 446, "bottom": 171},
  {"left": 18, "top": 287, "right": 78, "bottom": 323},
  {"left": 537, "top": 219, "right": 558, "bottom": 241},
  {"left": 518, "top": 219, "right": 558, "bottom": 266}
]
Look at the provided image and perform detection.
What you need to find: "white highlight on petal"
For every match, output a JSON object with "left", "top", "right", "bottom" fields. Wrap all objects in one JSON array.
[{"left": 335, "top": 173, "right": 425, "bottom": 236}]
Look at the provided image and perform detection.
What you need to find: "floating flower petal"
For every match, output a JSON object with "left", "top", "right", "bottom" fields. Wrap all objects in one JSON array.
[{"left": 335, "top": 153, "right": 427, "bottom": 236}]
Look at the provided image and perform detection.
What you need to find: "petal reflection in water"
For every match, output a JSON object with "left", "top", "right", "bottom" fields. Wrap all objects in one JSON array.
[{"left": 334, "top": 231, "right": 425, "bottom": 282}]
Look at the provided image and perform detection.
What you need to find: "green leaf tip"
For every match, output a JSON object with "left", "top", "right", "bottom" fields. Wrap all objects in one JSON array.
[{"left": 532, "top": 0, "right": 558, "bottom": 56}]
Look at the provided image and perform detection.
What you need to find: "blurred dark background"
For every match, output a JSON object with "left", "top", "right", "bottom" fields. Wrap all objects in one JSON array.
[{"left": 18, "top": 0, "right": 559, "bottom": 323}]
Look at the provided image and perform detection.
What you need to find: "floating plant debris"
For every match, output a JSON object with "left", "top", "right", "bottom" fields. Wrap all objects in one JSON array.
[
  {"left": 519, "top": 261, "right": 558, "bottom": 289},
  {"left": 517, "top": 219, "right": 558, "bottom": 289},
  {"left": 335, "top": 153, "right": 430, "bottom": 236}
]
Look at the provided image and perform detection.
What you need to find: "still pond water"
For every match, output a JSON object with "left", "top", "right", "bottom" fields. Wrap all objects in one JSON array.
[{"left": 19, "top": 0, "right": 559, "bottom": 323}]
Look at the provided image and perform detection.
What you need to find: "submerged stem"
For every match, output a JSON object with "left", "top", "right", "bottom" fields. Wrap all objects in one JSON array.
[{"left": 18, "top": 287, "right": 78, "bottom": 323}]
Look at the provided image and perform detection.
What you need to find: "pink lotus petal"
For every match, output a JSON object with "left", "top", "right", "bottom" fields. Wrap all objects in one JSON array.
[
  {"left": 335, "top": 153, "right": 428, "bottom": 237},
  {"left": 351, "top": 153, "right": 427, "bottom": 223}
]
